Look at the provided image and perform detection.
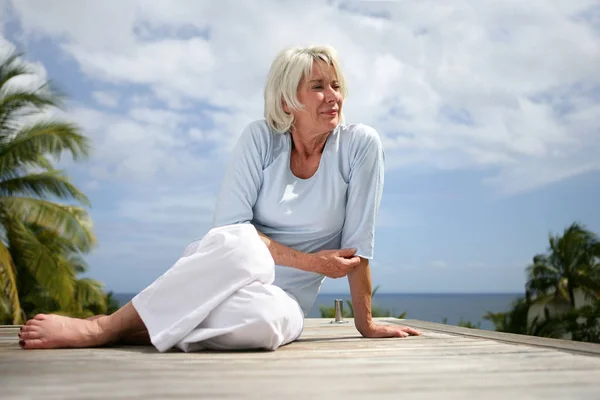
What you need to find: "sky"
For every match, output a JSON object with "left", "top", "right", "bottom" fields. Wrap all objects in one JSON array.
[{"left": 1, "top": 0, "right": 599, "bottom": 295}]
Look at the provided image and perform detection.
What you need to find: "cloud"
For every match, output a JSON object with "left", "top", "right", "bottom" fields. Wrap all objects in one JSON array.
[
  {"left": 66, "top": 105, "right": 219, "bottom": 184},
  {"left": 8, "top": 0, "right": 597, "bottom": 194},
  {"left": 431, "top": 260, "right": 447, "bottom": 269},
  {"left": 92, "top": 91, "right": 119, "bottom": 108},
  {"left": 2, "top": 1, "right": 599, "bottom": 292}
]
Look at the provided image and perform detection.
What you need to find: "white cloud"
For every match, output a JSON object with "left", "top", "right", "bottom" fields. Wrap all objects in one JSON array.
[
  {"left": 431, "top": 260, "right": 447, "bottom": 269},
  {"left": 8, "top": 0, "right": 593, "bottom": 195},
  {"left": 68, "top": 105, "right": 217, "bottom": 184},
  {"left": 92, "top": 91, "right": 119, "bottom": 108},
  {"left": 2, "top": 1, "right": 600, "bottom": 294},
  {"left": 10, "top": 0, "right": 137, "bottom": 52}
]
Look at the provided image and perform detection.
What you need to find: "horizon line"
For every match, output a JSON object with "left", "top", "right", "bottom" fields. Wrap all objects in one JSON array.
[{"left": 110, "top": 291, "right": 524, "bottom": 295}]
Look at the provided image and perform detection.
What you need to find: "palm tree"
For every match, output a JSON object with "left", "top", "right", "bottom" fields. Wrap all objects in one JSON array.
[
  {"left": 526, "top": 223, "right": 600, "bottom": 310},
  {"left": 484, "top": 296, "right": 531, "bottom": 334},
  {"left": 0, "top": 51, "right": 94, "bottom": 324},
  {"left": 13, "top": 224, "right": 107, "bottom": 319}
]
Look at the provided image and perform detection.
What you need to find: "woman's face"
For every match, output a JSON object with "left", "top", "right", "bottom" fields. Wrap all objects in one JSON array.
[{"left": 288, "top": 60, "right": 343, "bottom": 135}]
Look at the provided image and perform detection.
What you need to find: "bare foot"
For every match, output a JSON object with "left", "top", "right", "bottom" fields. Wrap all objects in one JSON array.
[
  {"left": 18, "top": 314, "right": 110, "bottom": 350},
  {"left": 86, "top": 314, "right": 106, "bottom": 321},
  {"left": 85, "top": 314, "right": 149, "bottom": 345}
]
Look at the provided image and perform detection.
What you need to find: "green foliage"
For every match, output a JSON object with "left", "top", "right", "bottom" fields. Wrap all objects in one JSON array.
[
  {"left": 104, "top": 291, "right": 121, "bottom": 315},
  {"left": 440, "top": 317, "right": 481, "bottom": 329},
  {"left": 0, "top": 51, "right": 109, "bottom": 324},
  {"left": 457, "top": 319, "right": 481, "bottom": 329},
  {"left": 526, "top": 222, "right": 600, "bottom": 309},
  {"left": 484, "top": 297, "right": 532, "bottom": 335},
  {"left": 318, "top": 285, "right": 408, "bottom": 319},
  {"left": 486, "top": 223, "right": 600, "bottom": 343}
]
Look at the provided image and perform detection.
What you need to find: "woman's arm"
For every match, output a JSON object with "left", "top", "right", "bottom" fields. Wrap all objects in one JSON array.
[
  {"left": 256, "top": 230, "right": 313, "bottom": 271},
  {"left": 340, "top": 126, "right": 420, "bottom": 338},
  {"left": 256, "top": 230, "right": 361, "bottom": 278},
  {"left": 347, "top": 258, "right": 373, "bottom": 334},
  {"left": 348, "top": 259, "right": 421, "bottom": 338}
]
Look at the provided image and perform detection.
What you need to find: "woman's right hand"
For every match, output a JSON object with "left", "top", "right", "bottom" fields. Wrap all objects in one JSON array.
[{"left": 312, "top": 248, "right": 362, "bottom": 278}]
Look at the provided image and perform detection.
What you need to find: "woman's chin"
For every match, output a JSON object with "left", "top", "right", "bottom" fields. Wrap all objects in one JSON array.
[{"left": 324, "top": 116, "right": 340, "bottom": 129}]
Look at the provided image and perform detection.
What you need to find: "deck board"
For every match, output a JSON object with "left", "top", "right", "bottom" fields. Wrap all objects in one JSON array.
[{"left": 1, "top": 318, "right": 600, "bottom": 399}]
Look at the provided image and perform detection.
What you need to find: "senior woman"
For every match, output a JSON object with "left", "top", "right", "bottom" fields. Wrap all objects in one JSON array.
[{"left": 18, "top": 45, "right": 420, "bottom": 351}]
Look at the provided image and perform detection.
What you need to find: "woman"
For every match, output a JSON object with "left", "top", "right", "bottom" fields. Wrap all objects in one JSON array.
[{"left": 18, "top": 45, "right": 420, "bottom": 351}]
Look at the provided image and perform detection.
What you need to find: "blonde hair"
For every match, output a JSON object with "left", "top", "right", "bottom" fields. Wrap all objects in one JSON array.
[{"left": 264, "top": 45, "right": 347, "bottom": 133}]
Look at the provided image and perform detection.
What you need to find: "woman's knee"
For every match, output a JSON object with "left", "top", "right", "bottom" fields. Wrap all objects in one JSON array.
[{"left": 185, "top": 224, "right": 275, "bottom": 282}]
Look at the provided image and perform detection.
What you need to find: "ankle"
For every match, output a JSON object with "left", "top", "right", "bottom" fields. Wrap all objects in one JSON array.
[{"left": 93, "top": 316, "right": 120, "bottom": 344}]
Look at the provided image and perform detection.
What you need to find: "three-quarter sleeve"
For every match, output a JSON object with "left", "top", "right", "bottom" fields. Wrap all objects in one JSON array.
[
  {"left": 212, "top": 121, "right": 269, "bottom": 227},
  {"left": 340, "top": 125, "right": 385, "bottom": 259}
]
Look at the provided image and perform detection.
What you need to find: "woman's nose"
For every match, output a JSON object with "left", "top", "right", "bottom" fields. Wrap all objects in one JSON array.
[{"left": 324, "top": 86, "right": 338, "bottom": 103}]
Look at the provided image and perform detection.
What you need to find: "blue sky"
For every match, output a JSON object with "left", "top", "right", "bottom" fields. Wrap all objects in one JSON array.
[{"left": 1, "top": 0, "right": 599, "bottom": 294}]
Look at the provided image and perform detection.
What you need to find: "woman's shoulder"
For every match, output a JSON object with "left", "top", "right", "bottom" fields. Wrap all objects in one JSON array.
[
  {"left": 240, "top": 119, "right": 289, "bottom": 146},
  {"left": 336, "top": 122, "right": 383, "bottom": 152},
  {"left": 240, "top": 119, "right": 274, "bottom": 141},
  {"left": 236, "top": 119, "right": 287, "bottom": 166}
]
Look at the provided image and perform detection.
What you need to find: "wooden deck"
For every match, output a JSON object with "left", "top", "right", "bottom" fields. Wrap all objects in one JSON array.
[{"left": 2, "top": 318, "right": 600, "bottom": 399}]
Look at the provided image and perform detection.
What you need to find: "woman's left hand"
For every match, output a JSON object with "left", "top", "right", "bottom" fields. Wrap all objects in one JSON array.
[{"left": 359, "top": 322, "right": 421, "bottom": 338}]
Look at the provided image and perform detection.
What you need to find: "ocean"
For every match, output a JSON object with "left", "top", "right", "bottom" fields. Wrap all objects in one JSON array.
[{"left": 113, "top": 292, "right": 520, "bottom": 331}]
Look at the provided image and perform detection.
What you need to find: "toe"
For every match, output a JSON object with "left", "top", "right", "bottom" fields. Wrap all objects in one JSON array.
[
  {"left": 20, "top": 328, "right": 41, "bottom": 340},
  {"left": 28, "top": 318, "right": 44, "bottom": 327},
  {"left": 21, "top": 338, "right": 47, "bottom": 350},
  {"left": 34, "top": 314, "right": 47, "bottom": 321}
]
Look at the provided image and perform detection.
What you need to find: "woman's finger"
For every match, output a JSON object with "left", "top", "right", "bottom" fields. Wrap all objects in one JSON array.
[{"left": 401, "top": 326, "right": 421, "bottom": 336}]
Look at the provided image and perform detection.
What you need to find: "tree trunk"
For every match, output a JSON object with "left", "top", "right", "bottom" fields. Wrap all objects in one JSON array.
[{"left": 568, "top": 285, "right": 576, "bottom": 309}]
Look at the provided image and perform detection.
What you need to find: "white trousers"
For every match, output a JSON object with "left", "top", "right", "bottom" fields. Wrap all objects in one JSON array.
[{"left": 131, "top": 224, "right": 305, "bottom": 353}]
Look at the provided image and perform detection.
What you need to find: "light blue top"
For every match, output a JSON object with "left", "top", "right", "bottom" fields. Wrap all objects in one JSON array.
[{"left": 212, "top": 119, "right": 384, "bottom": 315}]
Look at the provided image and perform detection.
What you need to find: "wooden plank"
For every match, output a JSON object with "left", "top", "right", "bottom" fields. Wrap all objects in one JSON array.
[
  {"left": 2, "top": 318, "right": 600, "bottom": 399},
  {"left": 390, "top": 318, "right": 600, "bottom": 356}
]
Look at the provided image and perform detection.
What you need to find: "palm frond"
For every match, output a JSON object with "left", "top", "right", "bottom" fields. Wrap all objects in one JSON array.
[
  {"left": 0, "top": 169, "right": 90, "bottom": 206},
  {"left": 1, "top": 197, "right": 96, "bottom": 252},
  {"left": 0, "top": 240, "right": 22, "bottom": 324},
  {"left": 6, "top": 217, "right": 75, "bottom": 309},
  {"left": 0, "top": 53, "right": 29, "bottom": 94},
  {"left": 528, "top": 292, "right": 556, "bottom": 308},
  {"left": 574, "top": 274, "right": 600, "bottom": 296},
  {"left": 0, "top": 89, "right": 60, "bottom": 133},
  {"left": 0, "top": 52, "right": 67, "bottom": 140},
  {"left": 0, "top": 290, "right": 11, "bottom": 323},
  {"left": 73, "top": 278, "right": 106, "bottom": 312},
  {"left": 66, "top": 253, "right": 88, "bottom": 274},
  {"left": 0, "top": 121, "right": 90, "bottom": 179}
]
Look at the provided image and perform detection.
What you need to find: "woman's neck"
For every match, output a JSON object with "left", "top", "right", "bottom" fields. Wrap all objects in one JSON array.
[{"left": 290, "top": 127, "right": 330, "bottom": 158}]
